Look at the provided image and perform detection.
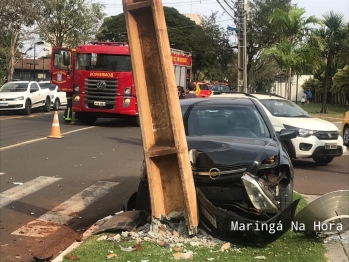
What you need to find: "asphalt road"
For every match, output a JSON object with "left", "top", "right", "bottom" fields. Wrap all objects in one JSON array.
[{"left": 0, "top": 110, "right": 348, "bottom": 261}]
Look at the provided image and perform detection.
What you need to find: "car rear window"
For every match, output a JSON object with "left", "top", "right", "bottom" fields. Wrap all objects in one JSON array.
[{"left": 39, "top": 83, "right": 57, "bottom": 91}]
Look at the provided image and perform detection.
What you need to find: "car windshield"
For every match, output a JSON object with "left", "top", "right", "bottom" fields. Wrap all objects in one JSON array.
[
  {"left": 39, "top": 83, "right": 56, "bottom": 91},
  {"left": 183, "top": 104, "right": 271, "bottom": 138},
  {"left": 259, "top": 99, "right": 310, "bottom": 117},
  {"left": 199, "top": 84, "right": 209, "bottom": 90},
  {"left": 76, "top": 53, "right": 131, "bottom": 72},
  {"left": 0, "top": 83, "right": 28, "bottom": 92},
  {"left": 211, "top": 85, "right": 230, "bottom": 92}
]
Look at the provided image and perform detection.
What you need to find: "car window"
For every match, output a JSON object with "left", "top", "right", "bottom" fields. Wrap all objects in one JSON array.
[
  {"left": 259, "top": 99, "right": 310, "bottom": 117},
  {"left": 199, "top": 84, "right": 209, "bottom": 90},
  {"left": 39, "top": 83, "right": 56, "bottom": 91},
  {"left": 182, "top": 105, "right": 271, "bottom": 138},
  {"left": 0, "top": 82, "right": 28, "bottom": 92},
  {"left": 30, "top": 83, "right": 39, "bottom": 92}
]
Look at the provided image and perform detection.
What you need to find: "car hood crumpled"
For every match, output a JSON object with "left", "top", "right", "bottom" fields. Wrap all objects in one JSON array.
[{"left": 187, "top": 136, "right": 279, "bottom": 171}]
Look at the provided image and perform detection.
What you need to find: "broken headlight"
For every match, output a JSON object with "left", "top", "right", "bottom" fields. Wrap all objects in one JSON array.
[{"left": 241, "top": 172, "right": 279, "bottom": 213}]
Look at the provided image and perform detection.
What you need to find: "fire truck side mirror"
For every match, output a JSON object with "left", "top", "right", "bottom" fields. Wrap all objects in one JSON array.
[{"left": 63, "top": 52, "right": 71, "bottom": 66}]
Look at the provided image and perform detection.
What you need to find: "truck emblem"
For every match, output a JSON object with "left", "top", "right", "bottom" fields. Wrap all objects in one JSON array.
[
  {"left": 96, "top": 80, "right": 106, "bottom": 90},
  {"left": 328, "top": 133, "right": 332, "bottom": 138}
]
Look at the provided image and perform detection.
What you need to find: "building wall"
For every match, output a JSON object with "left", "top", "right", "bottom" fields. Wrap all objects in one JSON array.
[
  {"left": 272, "top": 75, "right": 313, "bottom": 102},
  {"left": 183, "top": 13, "right": 202, "bottom": 25}
]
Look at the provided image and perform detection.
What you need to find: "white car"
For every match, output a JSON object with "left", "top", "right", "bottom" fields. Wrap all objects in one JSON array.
[
  {"left": 212, "top": 93, "right": 346, "bottom": 165},
  {"left": 39, "top": 81, "right": 67, "bottom": 110},
  {"left": 0, "top": 81, "right": 51, "bottom": 115}
]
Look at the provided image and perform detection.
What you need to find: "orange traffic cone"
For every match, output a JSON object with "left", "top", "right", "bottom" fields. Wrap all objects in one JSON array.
[{"left": 48, "top": 111, "right": 63, "bottom": 139}]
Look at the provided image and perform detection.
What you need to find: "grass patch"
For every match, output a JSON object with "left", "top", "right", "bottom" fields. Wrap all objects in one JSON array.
[
  {"left": 295, "top": 101, "right": 348, "bottom": 122},
  {"left": 62, "top": 192, "right": 326, "bottom": 262}
]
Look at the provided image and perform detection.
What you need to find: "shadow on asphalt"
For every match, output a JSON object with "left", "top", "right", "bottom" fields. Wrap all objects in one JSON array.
[
  {"left": 292, "top": 157, "right": 349, "bottom": 175},
  {"left": 106, "top": 137, "right": 143, "bottom": 146}
]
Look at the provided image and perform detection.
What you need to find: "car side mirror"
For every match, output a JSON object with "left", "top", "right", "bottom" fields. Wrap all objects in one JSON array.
[{"left": 279, "top": 128, "right": 298, "bottom": 140}]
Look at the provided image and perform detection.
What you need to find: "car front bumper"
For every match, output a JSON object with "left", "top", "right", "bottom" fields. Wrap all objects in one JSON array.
[
  {"left": 291, "top": 135, "right": 344, "bottom": 158},
  {"left": 0, "top": 101, "right": 25, "bottom": 110},
  {"left": 197, "top": 188, "right": 299, "bottom": 246}
]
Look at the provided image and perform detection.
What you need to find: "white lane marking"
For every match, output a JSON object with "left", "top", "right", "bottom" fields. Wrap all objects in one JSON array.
[
  {"left": 0, "top": 126, "right": 95, "bottom": 151},
  {"left": 11, "top": 181, "right": 119, "bottom": 237},
  {"left": 0, "top": 176, "right": 62, "bottom": 208}
]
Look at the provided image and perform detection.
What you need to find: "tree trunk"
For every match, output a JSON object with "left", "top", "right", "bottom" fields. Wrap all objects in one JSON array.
[
  {"left": 6, "top": 31, "right": 19, "bottom": 82},
  {"left": 321, "top": 56, "right": 332, "bottom": 113}
]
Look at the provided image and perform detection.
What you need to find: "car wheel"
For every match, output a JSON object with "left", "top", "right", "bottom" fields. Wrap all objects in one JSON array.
[
  {"left": 313, "top": 156, "right": 334, "bottom": 165},
  {"left": 135, "top": 178, "right": 151, "bottom": 212},
  {"left": 343, "top": 125, "right": 349, "bottom": 147},
  {"left": 276, "top": 179, "right": 293, "bottom": 211},
  {"left": 43, "top": 98, "right": 50, "bottom": 112},
  {"left": 53, "top": 99, "right": 60, "bottom": 111},
  {"left": 129, "top": 115, "right": 140, "bottom": 127},
  {"left": 23, "top": 100, "right": 31, "bottom": 115}
]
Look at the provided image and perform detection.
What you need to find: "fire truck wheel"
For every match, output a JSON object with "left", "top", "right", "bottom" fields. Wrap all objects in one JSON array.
[
  {"left": 77, "top": 113, "right": 97, "bottom": 125},
  {"left": 129, "top": 115, "right": 140, "bottom": 127}
]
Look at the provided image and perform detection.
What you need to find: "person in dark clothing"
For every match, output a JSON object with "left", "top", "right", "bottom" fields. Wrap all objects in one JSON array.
[
  {"left": 63, "top": 92, "right": 73, "bottom": 123},
  {"left": 177, "top": 86, "right": 185, "bottom": 99},
  {"left": 185, "top": 82, "right": 198, "bottom": 98}
]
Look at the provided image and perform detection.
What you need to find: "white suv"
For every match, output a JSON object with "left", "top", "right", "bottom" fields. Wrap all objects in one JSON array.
[
  {"left": 38, "top": 81, "right": 67, "bottom": 110},
  {"left": 212, "top": 93, "right": 346, "bottom": 165}
]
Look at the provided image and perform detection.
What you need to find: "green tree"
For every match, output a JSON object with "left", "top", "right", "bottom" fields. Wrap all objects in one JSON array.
[
  {"left": 315, "top": 12, "right": 347, "bottom": 112},
  {"left": 246, "top": 0, "right": 292, "bottom": 91},
  {"left": 263, "top": 6, "right": 320, "bottom": 99},
  {"left": 0, "top": 0, "right": 40, "bottom": 82},
  {"left": 36, "top": 0, "right": 105, "bottom": 47},
  {"left": 332, "top": 65, "right": 349, "bottom": 105},
  {"left": 96, "top": 7, "right": 213, "bottom": 80}
]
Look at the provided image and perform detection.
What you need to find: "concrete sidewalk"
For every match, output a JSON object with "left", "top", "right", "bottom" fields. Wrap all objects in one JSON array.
[{"left": 302, "top": 194, "right": 349, "bottom": 262}]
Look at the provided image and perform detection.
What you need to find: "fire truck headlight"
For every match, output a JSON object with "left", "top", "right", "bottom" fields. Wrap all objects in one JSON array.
[
  {"left": 124, "top": 87, "right": 131, "bottom": 95},
  {"left": 123, "top": 98, "right": 131, "bottom": 106},
  {"left": 74, "top": 86, "right": 80, "bottom": 93},
  {"left": 74, "top": 95, "right": 80, "bottom": 102}
]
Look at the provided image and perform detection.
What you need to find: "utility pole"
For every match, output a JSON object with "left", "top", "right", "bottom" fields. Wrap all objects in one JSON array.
[{"left": 237, "top": 0, "right": 247, "bottom": 93}]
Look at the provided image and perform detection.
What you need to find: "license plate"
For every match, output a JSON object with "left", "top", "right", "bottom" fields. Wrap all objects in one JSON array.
[
  {"left": 94, "top": 101, "right": 106, "bottom": 106},
  {"left": 325, "top": 143, "right": 337, "bottom": 149},
  {"left": 0, "top": 103, "right": 8, "bottom": 106}
]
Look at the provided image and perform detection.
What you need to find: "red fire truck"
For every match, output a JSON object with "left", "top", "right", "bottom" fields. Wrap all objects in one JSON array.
[{"left": 50, "top": 42, "right": 192, "bottom": 125}]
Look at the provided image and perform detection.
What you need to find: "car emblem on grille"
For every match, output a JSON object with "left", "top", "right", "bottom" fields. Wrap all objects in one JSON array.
[
  {"left": 208, "top": 168, "right": 221, "bottom": 180},
  {"left": 328, "top": 133, "right": 332, "bottom": 138},
  {"left": 96, "top": 80, "right": 106, "bottom": 90},
  {"left": 2, "top": 99, "right": 5, "bottom": 101}
]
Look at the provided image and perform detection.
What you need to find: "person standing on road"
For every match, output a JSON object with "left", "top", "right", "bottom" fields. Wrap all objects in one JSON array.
[
  {"left": 185, "top": 82, "right": 198, "bottom": 98},
  {"left": 305, "top": 89, "right": 312, "bottom": 105},
  {"left": 63, "top": 92, "right": 73, "bottom": 124}
]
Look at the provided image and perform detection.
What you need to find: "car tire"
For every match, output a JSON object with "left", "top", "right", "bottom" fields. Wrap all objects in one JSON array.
[
  {"left": 43, "top": 98, "right": 50, "bottom": 112},
  {"left": 23, "top": 100, "right": 31, "bottom": 115},
  {"left": 343, "top": 125, "right": 349, "bottom": 147},
  {"left": 130, "top": 115, "right": 140, "bottom": 127},
  {"left": 53, "top": 99, "right": 60, "bottom": 111},
  {"left": 313, "top": 156, "right": 334, "bottom": 165},
  {"left": 276, "top": 178, "right": 293, "bottom": 211},
  {"left": 135, "top": 178, "right": 151, "bottom": 212}
]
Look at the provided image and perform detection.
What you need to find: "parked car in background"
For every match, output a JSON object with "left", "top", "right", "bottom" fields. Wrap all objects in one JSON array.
[
  {"left": 126, "top": 97, "right": 299, "bottom": 246},
  {"left": 212, "top": 93, "right": 346, "bottom": 165},
  {"left": 210, "top": 85, "right": 231, "bottom": 95},
  {"left": 195, "top": 82, "right": 211, "bottom": 97},
  {"left": 0, "top": 81, "right": 51, "bottom": 115},
  {"left": 39, "top": 81, "right": 67, "bottom": 110},
  {"left": 342, "top": 111, "right": 349, "bottom": 147}
]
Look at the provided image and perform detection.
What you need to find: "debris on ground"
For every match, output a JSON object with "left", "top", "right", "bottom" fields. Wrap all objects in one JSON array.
[
  {"left": 13, "top": 182, "right": 23, "bottom": 185},
  {"left": 173, "top": 251, "right": 193, "bottom": 260},
  {"left": 106, "top": 253, "right": 117, "bottom": 259},
  {"left": 65, "top": 254, "right": 80, "bottom": 260},
  {"left": 254, "top": 256, "right": 266, "bottom": 259},
  {"left": 119, "top": 245, "right": 136, "bottom": 252}
]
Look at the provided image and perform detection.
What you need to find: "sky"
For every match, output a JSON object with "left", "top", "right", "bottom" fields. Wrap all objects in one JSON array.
[{"left": 98, "top": 0, "right": 349, "bottom": 29}]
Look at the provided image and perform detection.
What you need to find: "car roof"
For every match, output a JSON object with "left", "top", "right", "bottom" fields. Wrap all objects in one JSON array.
[
  {"left": 6, "top": 81, "right": 30, "bottom": 84},
  {"left": 180, "top": 97, "right": 255, "bottom": 107},
  {"left": 211, "top": 92, "right": 286, "bottom": 100}
]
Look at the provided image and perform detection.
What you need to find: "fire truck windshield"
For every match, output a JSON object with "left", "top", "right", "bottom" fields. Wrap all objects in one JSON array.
[{"left": 76, "top": 53, "right": 131, "bottom": 72}]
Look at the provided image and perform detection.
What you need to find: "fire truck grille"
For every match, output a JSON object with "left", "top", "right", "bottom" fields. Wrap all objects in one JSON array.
[{"left": 85, "top": 78, "right": 118, "bottom": 109}]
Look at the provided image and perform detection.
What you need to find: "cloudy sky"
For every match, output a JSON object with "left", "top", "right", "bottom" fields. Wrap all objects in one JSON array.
[{"left": 99, "top": 0, "right": 349, "bottom": 28}]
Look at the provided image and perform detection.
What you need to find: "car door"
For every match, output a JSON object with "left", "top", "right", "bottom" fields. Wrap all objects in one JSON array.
[
  {"left": 29, "top": 82, "right": 41, "bottom": 108},
  {"left": 58, "top": 86, "right": 67, "bottom": 105}
]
